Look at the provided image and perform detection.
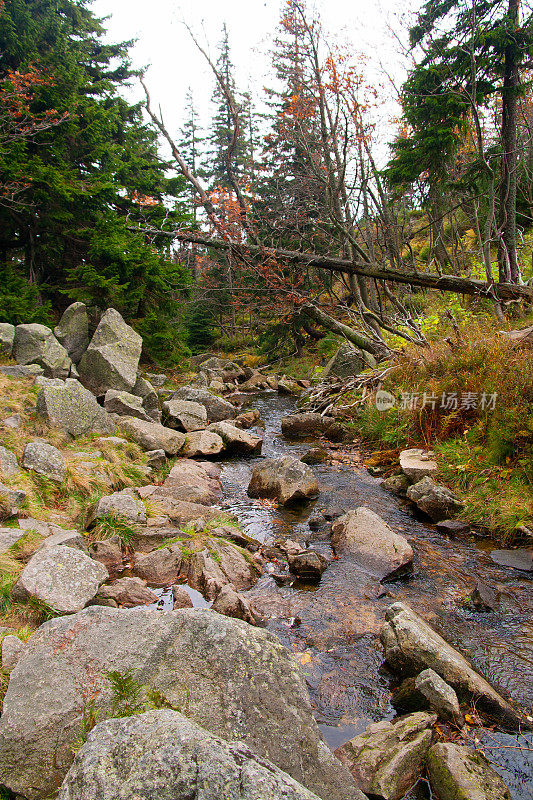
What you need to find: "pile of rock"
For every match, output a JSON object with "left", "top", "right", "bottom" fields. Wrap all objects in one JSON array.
[{"left": 383, "top": 448, "right": 464, "bottom": 524}]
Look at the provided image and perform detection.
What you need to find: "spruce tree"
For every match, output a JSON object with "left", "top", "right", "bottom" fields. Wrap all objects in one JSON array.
[
  {"left": 386, "top": 0, "right": 533, "bottom": 282},
  {"left": 256, "top": 0, "right": 325, "bottom": 251},
  {"left": 0, "top": 0, "right": 192, "bottom": 362},
  {"left": 206, "top": 24, "right": 248, "bottom": 190}
]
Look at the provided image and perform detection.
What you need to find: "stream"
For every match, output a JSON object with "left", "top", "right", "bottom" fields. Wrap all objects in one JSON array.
[{"left": 216, "top": 392, "right": 533, "bottom": 798}]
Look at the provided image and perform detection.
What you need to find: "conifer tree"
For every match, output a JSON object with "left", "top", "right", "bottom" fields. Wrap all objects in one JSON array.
[
  {"left": 0, "top": 0, "right": 192, "bottom": 362},
  {"left": 206, "top": 24, "right": 248, "bottom": 190},
  {"left": 386, "top": 0, "right": 533, "bottom": 282}
]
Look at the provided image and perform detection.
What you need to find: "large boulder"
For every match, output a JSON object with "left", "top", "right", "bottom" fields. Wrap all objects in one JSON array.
[
  {"left": 36, "top": 378, "right": 115, "bottom": 437},
  {"left": 335, "top": 712, "right": 436, "bottom": 800},
  {"left": 380, "top": 602, "right": 529, "bottom": 729},
  {"left": 53, "top": 302, "right": 89, "bottom": 363},
  {"left": 13, "top": 324, "right": 72, "bottom": 378},
  {"left": 281, "top": 413, "right": 346, "bottom": 442},
  {"left": 86, "top": 489, "right": 147, "bottom": 528},
  {"left": 78, "top": 308, "right": 142, "bottom": 395},
  {"left": 0, "top": 607, "right": 363, "bottom": 800},
  {"left": 181, "top": 430, "right": 225, "bottom": 458},
  {"left": 162, "top": 398, "right": 208, "bottom": 431},
  {"left": 207, "top": 421, "right": 262, "bottom": 454},
  {"left": 132, "top": 545, "right": 183, "bottom": 586},
  {"left": 160, "top": 459, "right": 221, "bottom": 506},
  {"left": 22, "top": 441, "right": 66, "bottom": 483},
  {"left": 172, "top": 386, "right": 236, "bottom": 422},
  {"left": 248, "top": 455, "right": 319, "bottom": 505},
  {"left": 103, "top": 388, "right": 150, "bottom": 420},
  {"left": 117, "top": 415, "right": 185, "bottom": 456},
  {"left": 331, "top": 508, "right": 413, "bottom": 580},
  {"left": 322, "top": 343, "right": 369, "bottom": 380},
  {"left": 399, "top": 448, "right": 438, "bottom": 482},
  {"left": 12, "top": 545, "right": 108, "bottom": 613},
  {"left": 0, "top": 323, "right": 15, "bottom": 355},
  {"left": 427, "top": 743, "right": 512, "bottom": 800},
  {"left": 406, "top": 477, "right": 463, "bottom": 522},
  {"left": 58, "top": 710, "right": 323, "bottom": 800}
]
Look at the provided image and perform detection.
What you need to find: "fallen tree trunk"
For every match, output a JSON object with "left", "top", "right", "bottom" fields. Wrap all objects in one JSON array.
[
  {"left": 136, "top": 227, "right": 533, "bottom": 302},
  {"left": 299, "top": 303, "right": 384, "bottom": 362}
]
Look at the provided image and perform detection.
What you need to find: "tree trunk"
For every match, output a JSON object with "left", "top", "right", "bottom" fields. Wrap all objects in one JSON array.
[
  {"left": 137, "top": 227, "right": 533, "bottom": 302},
  {"left": 300, "top": 303, "right": 385, "bottom": 361},
  {"left": 498, "top": 0, "right": 520, "bottom": 284}
]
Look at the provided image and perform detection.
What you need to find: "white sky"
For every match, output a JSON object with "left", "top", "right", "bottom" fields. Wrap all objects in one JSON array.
[{"left": 91, "top": 0, "right": 413, "bottom": 157}]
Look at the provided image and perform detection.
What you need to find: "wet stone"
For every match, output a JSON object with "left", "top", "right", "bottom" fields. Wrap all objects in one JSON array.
[{"left": 490, "top": 548, "right": 533, "bottom": 572}]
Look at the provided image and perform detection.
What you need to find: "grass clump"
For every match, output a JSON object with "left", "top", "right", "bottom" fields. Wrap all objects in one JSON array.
[
  {"left": 352, "top": 319, "right": 533, "bottom": 542},
  {"left": 87, "top": 514, "right": 138, "bottom": 552}
]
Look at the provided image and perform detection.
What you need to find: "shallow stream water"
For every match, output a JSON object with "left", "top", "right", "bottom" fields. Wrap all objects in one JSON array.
[{"left": 217, "top": 392, "right": 533, "bottom": 798}]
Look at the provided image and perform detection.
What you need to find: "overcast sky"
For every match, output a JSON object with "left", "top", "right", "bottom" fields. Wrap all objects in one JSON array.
[{"left": 91, "top": 0, "right": 413, "bottom": 157}]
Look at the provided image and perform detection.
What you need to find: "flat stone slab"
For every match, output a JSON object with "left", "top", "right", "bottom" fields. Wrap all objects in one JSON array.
[
  {"left": 399, "top": 448, "right": 437, "bottom": 482},
  {"left": 490, "top": 548, "right": 533, "bottom": 572}
]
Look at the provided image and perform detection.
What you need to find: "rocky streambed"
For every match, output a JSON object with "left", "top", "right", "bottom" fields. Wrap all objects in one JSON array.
[
  {"left": 0, "top": 310, "right": 532, "bottom": 800},
  {"left": 217, "top": 392, "right": 533, "bottom": 798}
]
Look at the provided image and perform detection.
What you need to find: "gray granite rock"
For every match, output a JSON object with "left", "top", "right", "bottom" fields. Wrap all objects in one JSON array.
[
  {"left": 248, "top": 455, "right": 318, "bottom": 505},
  {"left": 427, "top": 743, "right": 512, "bottom": 800},
  {"left": 54, "top": 302, "right": 89, "bottom": 363},
  {"left": 86, "top": 489, "right": 146, "bottom": 528},
  {"left": 12, "top": 545, "right": 108, "bottom": 613},
  {"left": 13, "top": 324, "right": 71, "bottom": 378},
  {"left": 58, "top": 710, "right": 324, "bottom": 800},
  {"left": 22, "top": 441, "right": 66, "bottom": 483},
  {"left": 335, "top": 712, "right": 436, "bottom": 800},
  {"left": 78, "top": 308, "right": 142, "bottom": 395},
  {"left": 103, "top": 388, "right": 150, "bottom": 420},
  {"left": 0, "top": 607, "right": 363, "bottom": 800},
  {"left": 1, "top": 634, "right": 25, "bottom": 673},
  {"left": 380, "top": 602, "right": 529, "bottom": 729},
  {"left": 116, "top": 416, "right": 185, "bottom": 456},
  {"left": 172, "top": 386, "right": 236, "bottom": 422},
  {"left": 162, "top": 398, "right": 208, "bottom": 431},
  {"left": 0, "top": 323, "right": 15, "bottom": 355},
  {"left": 36, "top": 377, "right": 115, "bottom": 437},
  {"left": 0, "top": 445, "right": 20, "bottom": 477},
  {"left": 331, "top": 507, "right": 413, "bottom": 580},
  {"left": 407, "top": 476, "right": 463, "bottom": 522}
]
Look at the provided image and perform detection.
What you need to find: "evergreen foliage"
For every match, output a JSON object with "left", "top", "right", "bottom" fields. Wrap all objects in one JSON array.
[{"left": 0, "top": 0, "right": 192, "bottom": 362}]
